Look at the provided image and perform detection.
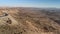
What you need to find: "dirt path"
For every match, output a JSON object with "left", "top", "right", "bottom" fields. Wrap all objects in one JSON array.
[{"left": 7, "top": 14, "right": 18, "bottom": 26}]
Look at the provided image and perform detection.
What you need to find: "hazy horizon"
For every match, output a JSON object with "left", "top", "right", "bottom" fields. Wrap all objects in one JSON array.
[{"left": 0, "top": 0, "right": 60, "bottom": 8}]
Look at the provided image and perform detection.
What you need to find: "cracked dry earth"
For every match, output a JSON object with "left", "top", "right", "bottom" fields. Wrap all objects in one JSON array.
[{"left": 0, "top": 8, "right": 60, "bottom": 34}]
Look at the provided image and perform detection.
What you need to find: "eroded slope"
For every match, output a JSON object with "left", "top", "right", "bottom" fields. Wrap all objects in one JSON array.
[{"left": 0, "top": 8, "right": 60, "bottom": 34}]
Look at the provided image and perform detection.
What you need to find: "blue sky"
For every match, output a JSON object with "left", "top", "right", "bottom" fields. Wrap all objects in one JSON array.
[{"left": 0, "top": 0, "right": 60, "bottom": 8}]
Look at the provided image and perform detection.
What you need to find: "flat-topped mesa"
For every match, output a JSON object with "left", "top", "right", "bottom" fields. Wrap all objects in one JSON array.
[
  {"left": 2, "top": 11, "right": 8, "bottom": 13},
  {"left": 0, "top": 11, "right": 8, "bottom": 17},
  {"left": 0, "top": 11, "right": 12, "bottom": 25},
  {"left": 0, "top": 13, "right": 8, "bottom": 17}
]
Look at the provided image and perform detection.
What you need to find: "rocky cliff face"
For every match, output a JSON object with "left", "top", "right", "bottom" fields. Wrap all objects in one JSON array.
[{"left": 0, "top": 7, "right": 60, "bottom": 34}]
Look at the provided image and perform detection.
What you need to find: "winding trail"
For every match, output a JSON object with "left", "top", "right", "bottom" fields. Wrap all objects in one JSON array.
[{"left": 8, "top": 14, "right": 18, "bottom": 25}]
